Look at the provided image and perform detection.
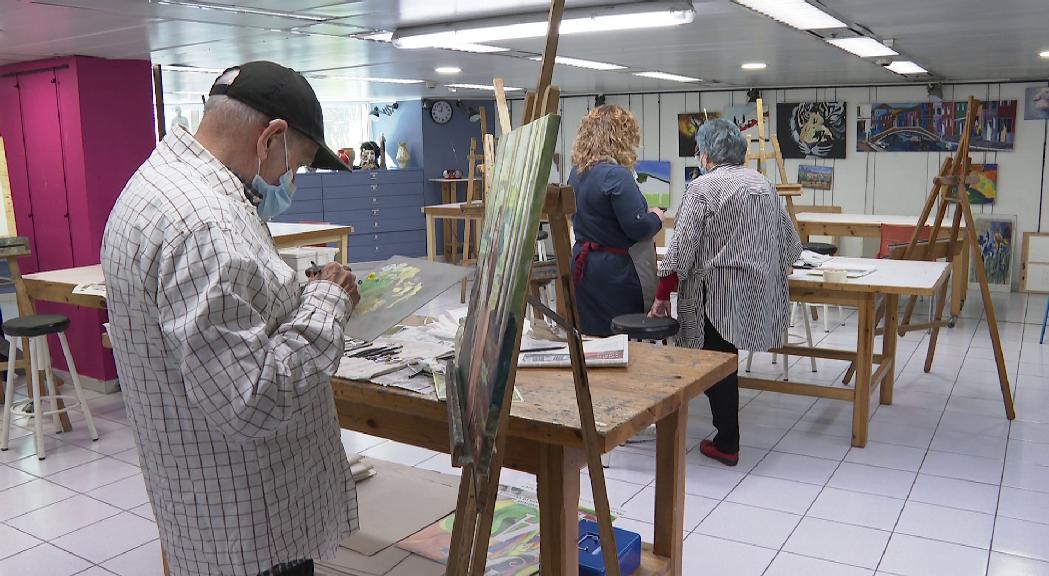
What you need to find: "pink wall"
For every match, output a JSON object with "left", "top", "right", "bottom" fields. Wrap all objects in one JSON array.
[{"left": 0, "top": 56, "right": 155, "bottom": 382}]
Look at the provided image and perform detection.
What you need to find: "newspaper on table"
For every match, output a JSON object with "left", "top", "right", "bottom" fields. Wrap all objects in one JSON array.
[
  {"left": 72, "top": 282, "right": 107, "bottom": 298},
  {"left": 517, "top": 334, "right": 629, "bottom": 368}
]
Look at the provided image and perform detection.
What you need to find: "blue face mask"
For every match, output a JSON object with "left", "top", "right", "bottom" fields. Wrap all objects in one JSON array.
[
  {"left": 696, "top": 153, "right": 709, "bottom": 175},
  {"left": 253, "top": 133, "right": 296, "bottom": 220}
]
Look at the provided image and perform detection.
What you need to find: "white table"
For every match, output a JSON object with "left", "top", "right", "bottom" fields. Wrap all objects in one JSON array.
[{"left": 267, "top": 222, "right": 353, "bottom": 264}]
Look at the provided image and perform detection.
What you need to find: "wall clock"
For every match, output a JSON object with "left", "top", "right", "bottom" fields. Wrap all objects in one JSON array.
[{"left": 430, "top": 100, "right": 453, "bottom": 125}]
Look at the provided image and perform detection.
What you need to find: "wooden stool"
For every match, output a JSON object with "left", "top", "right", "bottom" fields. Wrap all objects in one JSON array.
[
  {"left": 0, "top": 314, "right": 98, "bottom": 459},
  {"left": 611, "top": 314, "right": 679, "bottom": 344}
]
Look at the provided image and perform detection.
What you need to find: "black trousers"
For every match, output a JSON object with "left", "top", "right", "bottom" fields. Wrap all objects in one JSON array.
[
  {"left": 259, "top": 560, "right": 314, "bottom": 576},
  {"left": 703, "top": 317, "right": 740, "bottom": 454}
]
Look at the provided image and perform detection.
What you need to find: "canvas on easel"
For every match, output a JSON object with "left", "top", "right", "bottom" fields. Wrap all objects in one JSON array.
[{"left": 0, "top": 136, "right": 18, "bottom": 238}]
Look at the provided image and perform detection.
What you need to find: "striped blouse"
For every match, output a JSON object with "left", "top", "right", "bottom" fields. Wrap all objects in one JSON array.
[{"left": 658, "top": 164, "right": 802, "bottom": 351}]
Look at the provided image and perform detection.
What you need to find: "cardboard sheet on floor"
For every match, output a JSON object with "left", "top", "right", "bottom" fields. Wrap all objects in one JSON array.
[
  {"left": 342, "top": 459, "right": 459, "bottom": 557},
  {"left": 316, "top": 546, "right": 411, "bottom": 576}
]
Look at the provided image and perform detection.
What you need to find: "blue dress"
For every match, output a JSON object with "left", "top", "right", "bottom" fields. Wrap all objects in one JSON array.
[{"left": 569, "top": 162, "right": 662, "bottom": 336}]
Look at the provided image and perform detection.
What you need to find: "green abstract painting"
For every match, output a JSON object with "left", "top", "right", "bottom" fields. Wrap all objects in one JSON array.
[{"left": 454, "top": 113, "right": 560, "bottom": 487}]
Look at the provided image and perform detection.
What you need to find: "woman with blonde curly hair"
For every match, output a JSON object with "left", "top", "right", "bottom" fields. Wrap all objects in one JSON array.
[{"left": 568, "top": 104, "right": 666, "bottom": 336}]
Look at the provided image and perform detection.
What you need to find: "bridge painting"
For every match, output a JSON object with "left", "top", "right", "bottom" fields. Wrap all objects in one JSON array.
[{"left": 857, "top": 100, "right": 1016, "bottom": 152}]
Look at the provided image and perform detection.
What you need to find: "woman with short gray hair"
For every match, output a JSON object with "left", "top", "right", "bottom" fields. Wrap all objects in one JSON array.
[{"left": 650, "top": 118, "right": 802, "bottom": 466}]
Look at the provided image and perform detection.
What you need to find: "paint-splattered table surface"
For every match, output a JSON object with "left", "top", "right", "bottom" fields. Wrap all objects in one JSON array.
[{"left": 332, "top": 341, "right": 737, "bottom": 454}]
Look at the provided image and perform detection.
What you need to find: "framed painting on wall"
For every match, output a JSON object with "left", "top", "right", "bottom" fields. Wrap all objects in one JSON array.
[
  {"left": 634, "top": 160, "right": 670, "bottom": 209},
  {"left": 776, "top": 102, "right": 847, "bottom": 159},
  {"left": 1023, "top": 86, "right": 1049, "bottom": 120},
  {"left": 684, "top": 166, "right": 701, "bottom": 183},
  {"left": 677, "top": 111, "right": 720, "bottom": 157},
  {"left": 797, "top": 164, "right": 833, "bottom": 190},
  {"left": 857, "top": 100, "right": 1017, "bottom": 152},
  {"left": 970, "top": 214, "right": 1016, "bottom": 292},
  {"left": 722, "top": 103, "right": 769, "bottom": 140}
]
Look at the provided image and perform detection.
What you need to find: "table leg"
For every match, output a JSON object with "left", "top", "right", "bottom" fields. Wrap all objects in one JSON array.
[
  {"left": 951, "top": 239, "right": 969, "bottom": 317},
  {"left": 852, "top": 296, "right": 875, "bottom": 447},
  {"left": 654, "top": 404, "right": 688, "bottom": 575},
  {"left": 425, "top": 214, "right": 437, "bottom": 262},
  {"left": 442, "top": 183, "right": 453, "bottom": 262},
  {"left": 538, "top": 444, "right": 582, "bottom": 576},
  {"left": 880, "top": 294, "right": 899, "bottom": 406},
  {"left": 337, "top": 234, "right": 349, "bottom": 265}
]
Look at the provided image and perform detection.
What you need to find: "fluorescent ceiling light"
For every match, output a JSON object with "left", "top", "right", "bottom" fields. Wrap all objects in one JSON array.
[
  {"left": 149, "top": 0, "right": 329, "bottom": 22},
  {"left": 359, "top": 31, "right": 394, "bottom": 42},
  {"left": 393, "top": 5, "right": 693, "bottom": 49},
  {"left": 432, "top": 43, "right": 510, "bottom": 53},
  {"left": 885, "top": 61, "right": 928, "bottom": 75},
  {"left": 161, "top": 65, "right": 226, "bottom": 74},
  {"left": 446, "top": 83, "right": 523, "bottom": 92},
  {"left": 741, "top": 62, "right": 767, "bottom": 70},
  {"left": 826, "top": 37, "right": 898, "bottom": 57},
  {"left": 435, "top": 66, "right": 461, "bottom": 75},
  {"left": 528, "top": 56, "right": 625, "bottom": 71},
  {"left": 321, "top": 76, "right": 424, "bottom": 84},
  {"left": 735, "top": 0, "right": 846, "bottom": 30},
  {"left": 1041, "top": 50, "right": 1049, "bottom": 59},
  {"left": 634, "top": 71, "right": 701, "bottom": 83}
]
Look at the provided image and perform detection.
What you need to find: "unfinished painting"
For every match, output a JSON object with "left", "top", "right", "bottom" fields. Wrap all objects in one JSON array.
[
  {"left": 777, "top": 102, "right": 847, "bottom": 159},
  {"left": 967, "top": 163, "right": 998, "bottom": 205},
  {"left": 1024, "top": 86, "right": 1049, "bottom": 120},
  {"left": 857, "top": 100, "right": 1017, "bottom": 152},
  {"left": 454, "top": 113, "right": 559, "bottom": 484},
  {"left": 343, "top": 256, "right": 470, "bottom": 342},
  {"left": 635, "top": 160, "right": 670, "bottom": 209},
  {"left": 722, "top": 103, "right": 769, "bottom": 141},
  {"left": 678, "top": 111, "right": 721, "bottom": 157}
]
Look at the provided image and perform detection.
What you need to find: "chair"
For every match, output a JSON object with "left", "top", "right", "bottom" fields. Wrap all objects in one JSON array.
[
  {"left": 746, "top": 311, "right": 817, "bottom": 381},
  {"left": 0, "top": 315, "right": 98, "bottom": 459}
]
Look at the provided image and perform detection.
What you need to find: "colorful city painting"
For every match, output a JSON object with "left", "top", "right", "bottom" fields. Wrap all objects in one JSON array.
[
  {"left": 857, "top": 100, "right": 1017, "bottom": 152},
  {"left": 635, "top": 160, "right": 670, "bottom": 209},
  {"left": 967, "top": 163, "right": 998, "bottom": 205},
  {"left": 777, "top": 102, "right": 847, "bottom": 159},
  {"left": 798, "top": 165, "right": 834, "bottom": 190},
  {"left": 454, "top": 113, "right": 559, "bottom": 487},
  {"left": 678, "top": 111, "right": 721, "bottom": 157},
  {"left": 722, "top": 103, "right": 769, "bottom": 140},
  {"left": 971, "top": 215, "right": 1015, "bottom": 291},
  {"left": 1024, "top": 86, "right": 1049, "bottom": 120}
]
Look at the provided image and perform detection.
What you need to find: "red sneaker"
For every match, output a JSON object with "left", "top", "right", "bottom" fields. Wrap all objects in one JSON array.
[{"left": 700, "top": 440, "right": 739, "bottom": 467}]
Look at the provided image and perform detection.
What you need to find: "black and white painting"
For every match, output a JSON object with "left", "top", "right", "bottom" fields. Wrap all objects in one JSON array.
[{"left": 777, "top": 102, "right": 847, "bottom": 159}]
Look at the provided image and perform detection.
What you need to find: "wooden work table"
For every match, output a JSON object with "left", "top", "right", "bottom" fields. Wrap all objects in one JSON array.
[
  {"left": 266, "top": 222, "right": 353, "bottom": 264},
  {"left": 740, "top": 257, "right": 952, "bottom": 447},
  {"left": 333, "top": 343, "right": 737, "bottom": 576},
  {"left": 21, "top": 257, "right": 738, "bottom": 575}
]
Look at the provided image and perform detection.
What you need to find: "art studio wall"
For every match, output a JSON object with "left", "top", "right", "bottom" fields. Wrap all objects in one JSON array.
[{"left": 511, "top": 81, "right": 1049, "bottom": 289}]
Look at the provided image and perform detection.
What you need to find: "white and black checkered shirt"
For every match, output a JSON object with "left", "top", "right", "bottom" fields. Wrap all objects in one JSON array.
[
  {"left": 101, "top": 126, "right": 358, "bottom": 576},
  {"left": 660, "top": 164, "right": 803, "bottom": 351}
]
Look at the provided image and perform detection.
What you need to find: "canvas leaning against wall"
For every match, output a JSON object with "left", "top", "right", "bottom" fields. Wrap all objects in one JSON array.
[
  {"left": 857, "top": 100, "right": 1017, "bottom": 152},
  {"left": 635, "top": 160, "right": 671, "bottom": 209},
  {"left": 777, "top": 102, "right": 847, "bottom": 159},
  {"left": 678, "top": 111, "right": 721, "bottom": 157},
  {"left": 971, "top": 214, "right": 1016, "bottom": 292}
]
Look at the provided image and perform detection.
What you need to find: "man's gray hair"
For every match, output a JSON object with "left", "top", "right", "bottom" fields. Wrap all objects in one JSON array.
[
  {"left": 696, "top": 118, "right": 748, "bottom": 166},
  {"left": 202, "top": 93, "right": 310, "bottom": 151}
]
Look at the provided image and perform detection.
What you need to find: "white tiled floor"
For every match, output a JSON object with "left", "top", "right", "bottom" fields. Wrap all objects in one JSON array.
[{"left": 0, "top": 290, "right": 1046, "bottom": 575}]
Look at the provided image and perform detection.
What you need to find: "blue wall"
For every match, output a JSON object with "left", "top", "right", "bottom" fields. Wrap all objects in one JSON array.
[
  {"left": 371, "top": 100, "right": 424, "bottom": 170},
  {"left": 420, "top": 99, "right": 496, "bottom": 206}
]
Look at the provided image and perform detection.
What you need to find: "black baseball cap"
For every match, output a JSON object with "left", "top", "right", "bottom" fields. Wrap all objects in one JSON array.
[{"left": 209, "top": 61, "right": 349, "bottom": 171}]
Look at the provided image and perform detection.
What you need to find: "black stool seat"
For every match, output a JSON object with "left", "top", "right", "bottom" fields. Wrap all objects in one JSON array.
[
  {"left": 3, "top": 314, "right": 70, "bottom": 338},
  {"left": 803, "top": 242, "right": 838, "bottom": 256},
  {"left": 611, "top": 314, "right": 680, "bottom": 341}
]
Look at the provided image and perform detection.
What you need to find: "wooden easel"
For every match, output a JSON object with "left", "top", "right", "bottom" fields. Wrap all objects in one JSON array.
[
  {"left": 445, "top": 1, "right": 623, "bottom": 574},
  {"left": 745, "top": 98, "right": 802, "bottom": 227},
  {"left": 899, "top": 96, "right": 1015, "bottom": 419},
  {"left": 459, "top": 109, "right": 492, "bottom": 302}
]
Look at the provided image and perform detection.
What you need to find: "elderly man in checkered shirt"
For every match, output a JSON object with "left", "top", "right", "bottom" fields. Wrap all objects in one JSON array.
[{"left": 102, "top": 62, "right": 360, "bottom": 576}]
